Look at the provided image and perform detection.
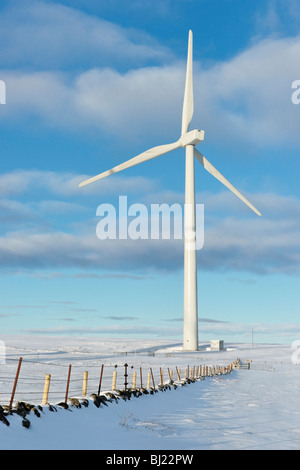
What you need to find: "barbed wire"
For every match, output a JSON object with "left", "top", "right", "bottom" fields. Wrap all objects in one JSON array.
[{"left": 0, "top": 356, "right": 238, "bottom": 408}]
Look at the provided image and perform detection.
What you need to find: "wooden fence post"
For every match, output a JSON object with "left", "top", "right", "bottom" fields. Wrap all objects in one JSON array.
[
  {"left": 132, "top": 371, "right": 137, "bottom": 390},
  {"left": 112, "top": 370, "right": 117, "bottom": 390},
  {"left": 150, "top": 367, "right": 155, "bottom": 389},
  {"left": 98, "top": 364, "right": 104, "bottom": 396},
  {"left": 42, "top": 374, "right": 51, "bottom": 405},
  {"left": 64, "top": 364, "right": 72, "bottom": 404},
  {"left": 9, "top": 357, "right": 22, "bottom": 411},
  {"left": 140, "top": 367, "right": 143, "bottom": 389},
  {"left": 147, "top": 372, "right": 151, "bottom": 389},
  {"left": 82, "top": 371, "right": 88, "bottom": 397}
]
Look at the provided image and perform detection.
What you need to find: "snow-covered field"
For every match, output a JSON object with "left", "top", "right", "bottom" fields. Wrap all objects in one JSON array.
[{"left": 0, "top": 335, "right": 299, "bottom": 450}]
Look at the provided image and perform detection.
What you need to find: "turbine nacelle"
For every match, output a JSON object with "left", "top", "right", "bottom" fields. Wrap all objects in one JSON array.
[{"left": 179, "top": 129, "right": 205, "bottom": 147}]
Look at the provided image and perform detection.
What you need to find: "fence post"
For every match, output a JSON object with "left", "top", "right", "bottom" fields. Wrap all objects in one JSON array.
[
  {"left": 150, "top": 367, "right": 155, "bottom": 389},
  {"left": 112, "top": 370, "right": 117, "bottom": 390},
  {"left": 132, "top": 371, "right": 137, "bottom": 390},
  {"left": 140, "top": 367, "right": 143, "bottom": 389},
  {"left": 147, "top": 372, "right": 151, "bottom": 389},
  {"left": 160, "top": 368, "right": 163, "bottom": 386},
  {"left": 124, "top": 363, "right": 128, "bottom": 391},
  {"left": 42, "top": 374, "right": 51, "bottom": 405},
  {"left": 64, "top": 364, "right": 72, "bottom": 404},
  {"left": 9, "top": 357, "right": 22, "bottom": 411},
  {"left": 82, "top": 371, "right": 88, "bottom": 397},
  {"left": 98, "top": 364, "right": 104, "bottom": 396}
]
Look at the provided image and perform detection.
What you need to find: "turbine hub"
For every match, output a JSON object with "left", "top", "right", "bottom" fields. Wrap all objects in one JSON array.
[{"left": 180, "top": 129, "right": 205, "bottom": 147}]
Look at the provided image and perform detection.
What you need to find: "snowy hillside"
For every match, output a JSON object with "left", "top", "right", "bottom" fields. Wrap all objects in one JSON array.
[{"left": 0, "top": 335, "right": 299, "bottom": 450}]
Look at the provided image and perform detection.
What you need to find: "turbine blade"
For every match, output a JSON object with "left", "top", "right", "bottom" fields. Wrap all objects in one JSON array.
[
  {"left": 181, "top": 30, "right": 194, "bottom": 136},
  {"left": 79, "top": 140, "right": 181, "bottom": 187},
  {"left": 194, "top": 149, "right": 262, "bottom": 216}
]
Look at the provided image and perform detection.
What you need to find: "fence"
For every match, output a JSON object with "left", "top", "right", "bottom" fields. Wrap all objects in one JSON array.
[{"left": 0, "top": 357, "right": 241, "bottom": 411}]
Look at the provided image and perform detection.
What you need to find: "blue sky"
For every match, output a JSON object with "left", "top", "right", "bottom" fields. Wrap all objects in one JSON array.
[{"left": 1, "top": 0, "right": 300, "bottom": 345}]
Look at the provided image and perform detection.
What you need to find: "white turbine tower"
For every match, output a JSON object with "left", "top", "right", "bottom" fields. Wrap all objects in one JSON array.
[{"left": 79, "top": 30, "right": 261, "bottom": 351}]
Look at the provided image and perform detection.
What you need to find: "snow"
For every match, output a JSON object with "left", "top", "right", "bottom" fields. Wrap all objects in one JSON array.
[{"left": 0, "top": 335, "right": 300, "bottom": 450}]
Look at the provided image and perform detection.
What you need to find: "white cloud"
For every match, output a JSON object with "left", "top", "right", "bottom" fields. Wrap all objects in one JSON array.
[
  {"left": 0, "top": 1, "right": 171, "bottom": 70},
  {"left": 0, "top": 168, "right": 299, "bottom": 275},
  {"left": 0, "top": 169, "right": 157, "bottom": 197},
  {"left": 0, "top": 189, "right": 299, "bottom": 275},
  {"left": 0, "top": 66, "right": 185, "bottom": 141},
  {"left": 0, "top": 165, "right": 299, "bottom": 275},
  {"left": 1, "top": 31, "right": 300, "bottom": 146},
  {"left": 17, "top": 319, "right": 300, "bottom": 343},
  {"left": 195, "top": 35, "right": 300, "bottom": 147},
  {"left": 73, "top": 65, "right": 184, "bottom": 138},
  {"left": 23, "top": 323, "right": 182, "bottom": 337}
]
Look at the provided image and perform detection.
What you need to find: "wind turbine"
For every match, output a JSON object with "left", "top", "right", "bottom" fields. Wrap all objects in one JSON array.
[{"left": 79, "top": 30, "right": 262, "bottom": 351}]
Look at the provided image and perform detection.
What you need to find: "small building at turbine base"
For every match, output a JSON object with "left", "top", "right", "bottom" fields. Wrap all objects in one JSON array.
[{"left": 210, "top": 340, "right": 224, "bottom": 351}]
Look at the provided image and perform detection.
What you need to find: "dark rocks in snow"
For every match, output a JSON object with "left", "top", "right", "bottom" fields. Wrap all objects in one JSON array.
[
  {"left": 91, "top": 395, "right": 101, "bottom": 408},
  {"left": 48, "top": 404, "right": 57, "bottom": 412},
  {"left": 0, "top": 401, "right": 42, "bottom": 429},
  {"left": 0, "top": 405, "right": 10, "bottom": 427},
  {"left": 34, "top": 406, "right": 42, "bottom": 417},
  {"left": 90, "top": 394, "right": 109, "bottom": 408},
  {"left": 57, "top": 402, "right": 69, "bottom": 410},
  {"left": 69, "top": 398, "right": 81, "bottom": 408},
  {"left": 0, "top": 366, "right": 222, "bottom": 432},
  {"left": 22, "top": 418, "right": 30, "bottom": 429},
  {"left": 15, "top": 402, "right": 33, "bottom": 417},
  {"left": 104, "top": 392, "right": 119, "bottom": 403},
  {"left": 99, "top": 395, "right": 110, "bottom": 405},
  {"left": 158, "top": 384, "right": 171, "bottom": 391},
  {"left": 118, "top": 389, "right": 132, "bottom": 401}
]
